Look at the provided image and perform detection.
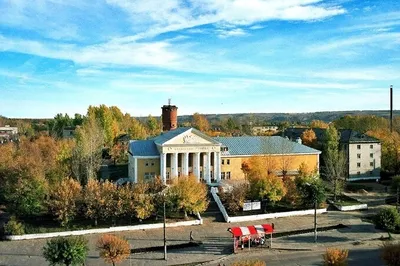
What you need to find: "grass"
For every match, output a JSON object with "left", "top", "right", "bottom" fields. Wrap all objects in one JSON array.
[{"left": 329, "top": 194, "right": 361, "bottom": 207}]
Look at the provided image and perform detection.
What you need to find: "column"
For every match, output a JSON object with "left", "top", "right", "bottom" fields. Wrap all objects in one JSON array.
[
  {"left": 183, "top": 152, "right": 189, "bottom": 176},
  {"left": 160, "top": 153, "right": 166, "bottom": 184},
  {"left": 134, "top": 157, "right": 138, "bottom": 183},
  {"left": 193, "top": 152, "right": 200, "bottom": 181},
  {"left": 205, "top": 152, "right": 211, "bottom": 184},
  {"left": 171, "top": 153, "right": 178, "bottom": 178},
  {"left": 214, "top": 152, "right": 221, "bottom": 182}
]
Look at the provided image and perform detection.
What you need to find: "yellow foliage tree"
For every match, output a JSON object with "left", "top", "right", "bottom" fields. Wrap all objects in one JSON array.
[
  {"left": 132, "top": 183, "right": 154, "bottom": 221},
  {"left": 49, "top": 178, "right": 82, "bottom": 227},
  {"left": 310, "top": 120, "right": 329, "bottom": 129},
  {"left": 169, "top": 175, "right": 209, "bottom": 218},
  {"left": 97, "top": 234, "right": 130, "bottom": 266},
  {"left": 192, "top": 113, "right": 210, "bottom": 132},
  {"left": 83, "top": 179, "right": 103, "bottom": 226},
  {"left": 301, "top": 129, "right": 317, "bottom": 147}
]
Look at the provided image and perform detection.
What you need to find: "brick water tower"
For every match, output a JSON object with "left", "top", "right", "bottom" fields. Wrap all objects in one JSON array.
[{"left": 161, "top": 100, "right": 178, "bottom": 131}]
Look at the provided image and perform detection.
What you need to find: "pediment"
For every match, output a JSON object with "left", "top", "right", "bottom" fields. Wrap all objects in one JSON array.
[{"left": 163, "top": 128, "right": 220, "bottom": 146}]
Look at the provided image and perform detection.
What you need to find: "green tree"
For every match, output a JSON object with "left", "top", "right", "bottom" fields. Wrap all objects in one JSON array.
[
  {"left": 146, "top": 115, "right": 161, "bottom": 137},
  {"left": 43, "top": 236, "right": 88, "bottom": 266},
  {"left": 296, "top": 176, "right": 326, "bottom": 208}
]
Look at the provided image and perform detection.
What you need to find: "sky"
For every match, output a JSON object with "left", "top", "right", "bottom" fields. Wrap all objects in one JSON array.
[{"left": 0, "top": 0, "right": 399, "bottom": 118}]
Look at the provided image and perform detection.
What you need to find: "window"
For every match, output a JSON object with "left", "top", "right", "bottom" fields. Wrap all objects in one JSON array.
[
  {"left": 200, "top": 171, "right": 203, "bottom": 178},
  {"left": 370, "top": 153, "right": 373, "bottom": 158},
  {"left": 370, "top": 144, "right": 373, "bottom": 149},
  {"left": 357, "top": 171, "right": 361, "bottom": 175},
  {"left": 227, "top": 159, "right": 230, "bottom": 165},
  {"left": 222, "top": 159, "right": 225, "bottom": 165},
  {"left": 221, "top": 172, "right": 225, "bottom": 180},
  {"left": 357, "top": 154, "right": 361, "bottom": 159},
  {"left": 357, "top": 163, "right": 361, "bottom": 168},
  {"left": 370, "top": 171, "right": 373, "bottom": 175},
  {"left": 178, "top": 171, "right": 181, "bottom": 177},
  {"left": 151, "top": 162, "right": 155, "bottom": 166},
  {"left": 370, "top": 162, "right": 374, "bottom": 167},
  {"left": 227, "top": 172, "right": 231, "bottom": 179},
  {"left": 357, "top": 145, "right": 361, "bottom": 150},
  {"left": 145, "top": 162, "right": 149, "bottom": 166},
  {"left": 166, "top": 172, "right": 170, "bottom": 180}
]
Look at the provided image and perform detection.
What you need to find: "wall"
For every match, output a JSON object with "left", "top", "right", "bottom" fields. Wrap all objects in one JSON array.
[
  {"left": 6, "top": 217, "right": 203, "bottom": 241},
  {"left": 348, "top": 142, "right": 381, "bottom": 179},
  {"left": 220, "top": 154, "right": 319, "bottom": 180},
  {"left": 137, "top": 158, "right": 160, "bottom": 182}
]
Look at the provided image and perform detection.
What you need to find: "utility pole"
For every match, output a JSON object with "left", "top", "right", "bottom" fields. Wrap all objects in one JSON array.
[
  {"left": 163, "top": 193, "right": 167, "bottom": 261},
  {"left": 390, "top": 85, "right": 393, "bottom": 133},
  {"left": 314, "top": 196, "right": 317, "bottom": 243}
]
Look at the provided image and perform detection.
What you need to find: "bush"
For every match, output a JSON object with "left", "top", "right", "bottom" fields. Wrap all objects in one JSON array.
[
  {"left": 43, "top": 236, "right": 88, "bottom": 266},
  {"left": 323, "top": 248, "right": 348, "bottom": 266},
  {"left": 231, "top": 259, "right": 266, "bottom": 266},
  {"left": 97, "top": 234, "right": 131, "bottom": 266},
  {"left": 391, "top": 176, "right": 400, "bottom": 193},
  {"left": 374, "top": 208, "right": 400, "bottom": 233},
  {"left": 3, "top": 216, "right": 25, "bottom": 235},
  {"left": 381, "top": 241, "right": 400, "bottom": 266}
]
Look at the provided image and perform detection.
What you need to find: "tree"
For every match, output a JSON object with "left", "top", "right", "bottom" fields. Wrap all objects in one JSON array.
[
  {"left": 48, "top": 178, "right": 82, "bottom": 227},
  {"left": 168, "top": 175, "right": 209, "bottom": 218},
  {"left": 72, "top": 115, "right": 104, "bottom": 185},
  {"left": 248, "top": 174, "right": 287, "bottom": 206},
  {"left": 296, "top": 176, "right": 326, "bottom": 208},
  {"left": 97, "top": 234, "right": 131, "bottom": 266},
  {"left": 146, "top": 115, "right": 161, "bottom": 137},
  {"left": 192, "top": 113, "right": 210, "bottom": 132},
  {"left": 374, "top": 207, "right": 400, "bottom": 239},
  {"left": 310, "top": 120, "right": 329, "bottom": 129},
  {"left": 101, "top": 180, "right": 124, "bottom": 224},
  {"left": 132, "top": 183, "right": 154, "bottom": 221},
  {"left": 218, "top": 183, "right": 249, "bottom": 214},
  {"left": 301, "top": 129, "right": 317, "bottom": 147},
  {"left": 323, "top": 124, "right": 346, "bottom": 201},
  {"left": 43, "top": 236, "right": 88, "bottom": 266},
  {"left": 83, "top": 179, "right": 102, "bottom": 226}
]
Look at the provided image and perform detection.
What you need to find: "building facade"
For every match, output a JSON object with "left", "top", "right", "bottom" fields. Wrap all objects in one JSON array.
[
  {"left": 284, "top": 128, "right": 381, "bottom": 181},
  {"left": 128, "top": 103, "right": 321, "bottom": 184}
]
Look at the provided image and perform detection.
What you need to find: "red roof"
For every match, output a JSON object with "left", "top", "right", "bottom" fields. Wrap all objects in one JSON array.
[{"left": 229, "top": 224, "right": 274, "bottom": 237}]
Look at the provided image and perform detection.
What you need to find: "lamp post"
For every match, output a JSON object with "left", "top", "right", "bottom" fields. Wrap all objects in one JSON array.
[
  {"left": 163, "top": 192, "right": 167, "bottom": 261},
  {"left": 306, "top": 182, "right": 317, "bottom": 243}
]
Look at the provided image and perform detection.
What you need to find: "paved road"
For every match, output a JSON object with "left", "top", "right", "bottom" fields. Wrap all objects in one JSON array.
[
  {"left": 0, "top": 209, "right": 388, "bottom": 266},
  {"left": 208, "top": 241, "right": 385, "bottom": 266}
]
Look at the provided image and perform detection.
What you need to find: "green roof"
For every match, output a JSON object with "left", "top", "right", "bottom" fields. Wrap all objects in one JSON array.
[{"left": 214, "top": 136, "right": 321, "bottom": 156}]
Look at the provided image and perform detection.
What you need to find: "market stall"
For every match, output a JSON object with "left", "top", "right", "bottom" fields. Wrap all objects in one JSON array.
[{"left": 228, "top": 224, "right": 274, "bottom": 253}]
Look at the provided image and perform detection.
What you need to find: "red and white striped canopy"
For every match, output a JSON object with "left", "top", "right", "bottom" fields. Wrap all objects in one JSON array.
[{"left": 229, "top": 224, "right": 274, "bottom": 237}]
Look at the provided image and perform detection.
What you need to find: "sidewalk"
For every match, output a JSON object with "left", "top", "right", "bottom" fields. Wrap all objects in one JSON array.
[{"left": 0, "top": 211, "right": 383, "bottom": 266}]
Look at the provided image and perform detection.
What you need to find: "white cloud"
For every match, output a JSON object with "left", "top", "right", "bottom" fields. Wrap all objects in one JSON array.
[
  {"left": 308, "top": 68, "right": 400, "bottom": 81},
  {"left": 217, "top": 28, "right": 248, "bottom": 38}
]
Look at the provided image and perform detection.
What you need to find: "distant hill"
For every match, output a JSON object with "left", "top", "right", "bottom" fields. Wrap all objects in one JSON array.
[{"left": 174, "top": 110, "right": 399, "bottom": 125}]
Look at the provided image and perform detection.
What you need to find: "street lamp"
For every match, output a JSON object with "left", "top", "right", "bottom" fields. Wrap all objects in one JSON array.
[
  {"left": 305, "top": 182, "right": 317, "bottom": 243},
  {"left": 163, "top": 191, "right": 167, "bottom": 260}
]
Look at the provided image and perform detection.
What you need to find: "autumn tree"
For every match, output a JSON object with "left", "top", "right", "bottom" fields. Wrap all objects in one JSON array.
[
  {"left": 301, "top": 129, "right": 317, "bottom": 147},
  {"left": 97, "top": 234, "right": 131, "bottom": 266},
  {"left": 366, "top": 129, "right": 400, "bottom": 174},
  {"left": 83, "top": 179, "right": 103, "bottom": 226},
  {"left": 192, "top": 113, "right": 210, "bottom": 132},
  {"left": 72, "top": 115, "right": 104, "bottom": 185},
  {"left": 310, "top": 120, "right": 329, "bottom": 129},
  {"left": 168, "top": 176, "right": 209, "bottom": 218},
  {"left": 132, "top": 183, "right": 154, "bottom": 221},
  {"left": 101, "top": 180, "right": 124, "bottom": 225},
  {"left": 218, "top": 183, "right": 249, "bottom": 214},
  {"left": 248, "top": 174, "right": 287, "bottom": 207},
  {"left": 49, "top": 178, "right": 82, "bottom": 227}
]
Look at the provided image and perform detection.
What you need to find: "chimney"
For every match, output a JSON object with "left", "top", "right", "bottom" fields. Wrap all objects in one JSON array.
[{"left": 161, "top": 100, "right": 178, "bottom": 131}]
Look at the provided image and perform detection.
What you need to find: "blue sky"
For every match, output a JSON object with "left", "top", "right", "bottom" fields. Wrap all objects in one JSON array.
[{"left": 0, "top": 0, "right": 399, "bottom": 118}]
